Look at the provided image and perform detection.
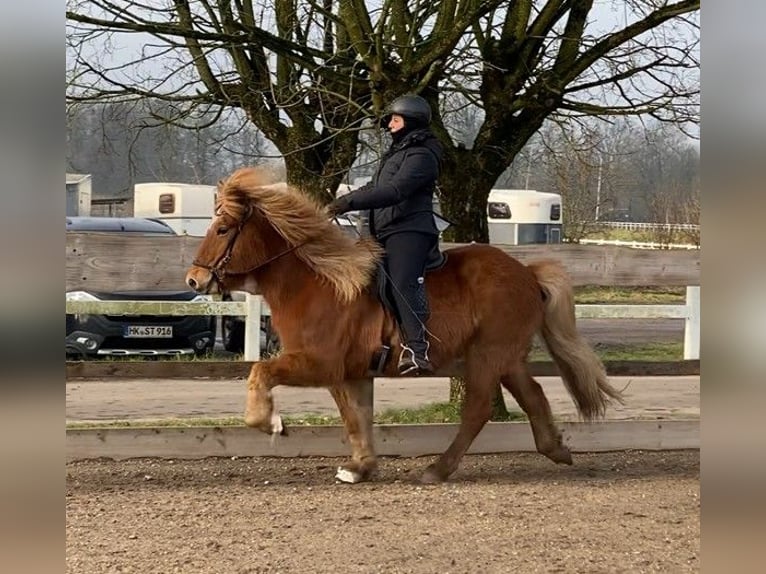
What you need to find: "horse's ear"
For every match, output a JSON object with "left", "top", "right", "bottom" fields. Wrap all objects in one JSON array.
[{"left": 242, "top": 203, "right": 255, "bottom": 222}]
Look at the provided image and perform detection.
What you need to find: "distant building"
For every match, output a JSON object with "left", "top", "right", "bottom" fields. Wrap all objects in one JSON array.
[
  {"left": 90, "top": 196, "right": 133, "bottom": 217},
  {"left": 66, "top": 172, "right": 133, "bottom": 217},
  {"left": 66, "top": 173, "right": 92, "bottom": 216}
]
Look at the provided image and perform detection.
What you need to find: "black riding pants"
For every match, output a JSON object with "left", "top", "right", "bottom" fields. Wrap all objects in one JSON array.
[{"left": 381, "top": 231, "right": 438, "bottom": 352}]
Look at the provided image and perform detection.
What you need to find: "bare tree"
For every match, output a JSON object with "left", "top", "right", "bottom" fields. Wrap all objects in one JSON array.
[
  {"left": 67, "top": 0, "right": 699, "bottom": 241},
  {"left": 523, "top": 118, "right": 643, "bottom": 241},
  {"left": 67, "top": 102, "right": 271, "bottom": 196},
  {"left": 629, "top": 122, "right": 700, "bottom": 234}
]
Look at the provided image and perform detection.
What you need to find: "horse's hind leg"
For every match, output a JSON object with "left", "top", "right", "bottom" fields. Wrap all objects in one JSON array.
[
  {"left": 329, "top": 379, "right": 377, "bottom": 484},
  {"left": 501, "top": 367, "right": 572, "bottom": 465},
  {"left": 420, "top": 354, "right": 496, "bottom": 484}
]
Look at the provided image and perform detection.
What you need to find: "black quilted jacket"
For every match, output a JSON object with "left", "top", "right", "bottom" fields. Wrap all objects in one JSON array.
[{"left": 344, "top": 128, "right": 443, "bottom": 239}]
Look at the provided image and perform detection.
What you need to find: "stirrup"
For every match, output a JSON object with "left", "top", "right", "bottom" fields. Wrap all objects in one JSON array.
[{"left": 398, "top": 346, "right": 434, "bottom": 376}]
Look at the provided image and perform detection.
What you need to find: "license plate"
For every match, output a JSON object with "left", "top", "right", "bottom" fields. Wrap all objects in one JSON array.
[{"left": 124, "top": 325, "right": 173, "bottom": 338}]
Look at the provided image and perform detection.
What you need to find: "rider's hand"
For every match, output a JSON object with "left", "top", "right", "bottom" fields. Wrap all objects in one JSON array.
[{"left": 327, "top": 195, "right": 352, "bottom": 217}]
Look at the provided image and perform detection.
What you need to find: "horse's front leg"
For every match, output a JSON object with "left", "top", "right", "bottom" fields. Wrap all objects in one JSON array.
[
  {"left": 329, "top": 379, "right": 376, "bottom": 484},
  {"left": 243, "top": 353, "right": 339, "bottom": 434},
  {"left": 243, "top": 361, "right": 282, "bottom": 434}
]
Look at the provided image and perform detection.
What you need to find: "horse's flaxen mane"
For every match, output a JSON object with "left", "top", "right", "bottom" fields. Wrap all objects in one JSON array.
[{"left": 217, "top": 167, "right": 382, "bottom": 303}]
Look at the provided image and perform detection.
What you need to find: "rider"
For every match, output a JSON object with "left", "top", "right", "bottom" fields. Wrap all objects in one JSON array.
[{"left": 327, "top": 94, "right": 443, "bottom": 376}]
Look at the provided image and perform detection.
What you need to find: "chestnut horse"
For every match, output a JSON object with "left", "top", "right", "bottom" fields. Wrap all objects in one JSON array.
[{"left": 185, "top": 167, "right": 622, "bottom": 484}]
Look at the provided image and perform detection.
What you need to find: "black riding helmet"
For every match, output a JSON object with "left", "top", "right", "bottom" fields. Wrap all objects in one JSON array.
[{"left": 380, "top": 94, "right": 432, "bottom": 128}]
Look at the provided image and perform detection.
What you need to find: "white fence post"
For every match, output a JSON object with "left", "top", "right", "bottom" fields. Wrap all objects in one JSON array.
[
  {"left": 243, "top": 294, "right": 262, "bottom": 362},
  {"left": 684, "top": 286, "right": 700, "bottom": 360}
]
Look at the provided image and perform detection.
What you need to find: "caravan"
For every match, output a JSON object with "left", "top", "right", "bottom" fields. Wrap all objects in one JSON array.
[
  {"left": 133, "top": 182, "right": 216, "bottom": 236},
  {"left": 487, "top": 189, "right": 563, "bottom": 245}
]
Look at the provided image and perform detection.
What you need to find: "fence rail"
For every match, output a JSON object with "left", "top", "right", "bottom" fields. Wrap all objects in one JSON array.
[
  {"left": 66, "top": 285, "right": 700, "bottom": 361},
  {"left": 579, "top": 238, "right": 699, "bottom": 250},
  {"left": 599, "top": 221, "right": 700, "bottom": 232},
  {"left": 66, "top": 238, "right": 701, "bottom": 291}
]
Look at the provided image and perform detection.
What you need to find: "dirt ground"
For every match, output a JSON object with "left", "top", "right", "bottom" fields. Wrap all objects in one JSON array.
[
  {"left": 66, "top": 450, "right": 699, "bottom": 574},
  {"left": 66, "top": 318, "right": 698, "bottom": 572}
]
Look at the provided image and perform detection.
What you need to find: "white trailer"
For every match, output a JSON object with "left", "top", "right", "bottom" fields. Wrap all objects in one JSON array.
[
  {"left": 487, "top": 188, "right": 563, "bottom": 245},
  {"left": 133, "top": 182, "right": 216, "bottom": 236},
  {"left": 66, "top": 173, "right": 92, "bottom": 216}
]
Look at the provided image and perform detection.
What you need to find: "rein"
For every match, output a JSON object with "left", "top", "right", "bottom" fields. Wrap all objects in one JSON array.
[{"left": 192, "top": 206, "right": 305, "bottom": 287}]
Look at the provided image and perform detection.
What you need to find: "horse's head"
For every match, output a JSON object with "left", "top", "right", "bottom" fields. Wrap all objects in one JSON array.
[
  {"left": 186, "top": 166, "right": 382, "bottom": 303},
  {"left": 185, "top": 168, "right": 289, "bottom": 294}
]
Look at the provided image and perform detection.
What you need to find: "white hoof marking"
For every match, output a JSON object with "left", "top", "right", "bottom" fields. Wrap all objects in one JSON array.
[
  {"left": 335, "top": 466, "right": 363, "bottom": 484},
  {"left": 269, "top": 413, "right": 284, "bottom": 447},
  {"left": 270, "top": 412, "right": 283, "bottom": 435}
]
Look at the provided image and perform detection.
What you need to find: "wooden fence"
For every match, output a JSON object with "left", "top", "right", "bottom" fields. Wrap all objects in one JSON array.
[
  {"left": 66, "top": 235, "right": 700, "bottom": 291},
  {"left": 66, "top": 235, "right": 700, "bottom": 458},
  {"left": 66, "top": 234, "right": 701, "bottom": 372}
]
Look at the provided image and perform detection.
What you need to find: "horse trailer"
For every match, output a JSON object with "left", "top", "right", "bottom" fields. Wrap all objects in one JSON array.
[
  {"left": 487, "top": 189, "right": 563, "bottom": 245},
  {"left": 133, "top": 182, "right": 217, "bottom": 236},
  {"left": 66, "top": 173, "right": 92, "bottom": 216}
]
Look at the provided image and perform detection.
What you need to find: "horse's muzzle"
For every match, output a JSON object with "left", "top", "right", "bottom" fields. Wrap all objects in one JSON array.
[{"left": 185, "top": 268, "right": 217, "bottom": 294}]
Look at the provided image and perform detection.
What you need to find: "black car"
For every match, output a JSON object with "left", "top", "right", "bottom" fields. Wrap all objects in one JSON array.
[{"left": 66, "top": 217, "right": 216, "bottom": 358}]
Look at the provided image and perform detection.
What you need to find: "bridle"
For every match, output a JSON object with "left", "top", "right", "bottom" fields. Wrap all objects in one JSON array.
[{"left": 192, "top": 205, "right": 305, "bottom": 288}]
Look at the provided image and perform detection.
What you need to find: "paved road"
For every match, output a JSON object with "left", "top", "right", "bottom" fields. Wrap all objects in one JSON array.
[
  {"left": 66, "top": 375, "right": 699, "bottom": 423},
  {"left": 578, "top": 318, "right": 684, "bottom": 344}
]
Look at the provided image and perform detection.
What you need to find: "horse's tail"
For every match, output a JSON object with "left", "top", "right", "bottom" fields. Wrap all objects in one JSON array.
[{"left": 528, "top": 259, "right": 624, "bottom": 420}]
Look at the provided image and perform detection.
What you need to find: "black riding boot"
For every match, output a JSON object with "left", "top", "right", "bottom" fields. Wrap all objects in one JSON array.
[
  {"left": 396, "top": 280, "right": 434, "bottom": 376},
  {"left": 398, "top": 335, "right": 434, "bottom": 376},
  {"left": 382, "top": 232, "right": 437, "bottom": 376}
]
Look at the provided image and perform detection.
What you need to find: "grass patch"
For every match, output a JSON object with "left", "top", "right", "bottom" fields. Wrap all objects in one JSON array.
[
  {"left": 374, "top": 402, "right": 526, "bottom": 424},
  {"left": 66, "top": 402, "right": 527, "bottom": 429},
  {"left": 592, "top": 342, "right": 683, "bottom": 361},
  {"left": 574, "top": 285, "right": 685, "bottom": 304},
  {"left": 582, "top": 227, "right": 699, "bottom": 246},
  {"left": 67, "top": 417, "right": 248, "bottom": 429},
  {"left": 528, "top": 341, "right": 683, "bottom": 362}
]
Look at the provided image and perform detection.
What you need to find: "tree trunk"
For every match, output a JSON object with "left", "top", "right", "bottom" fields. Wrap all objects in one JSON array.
[
  {"left": 437, "top": 149, "right": 495, "bottom": 243},
  {"left": 448, "top": 376, "right": 465, "bottom": 403},
  {"left": 491, "top": 386, "right": 510, "bottom": 420},
  {"left": 436, "top": 129, "right": 532, "bottom": 243},
  {"left": 280, "top": 140, "right": 359, "bottom": 202},
  {"left": 270, "top": 116, "right": 362, "bottom": 203},
  {"left": 448, "top": 376, "right": 511, "bottom": 421}
]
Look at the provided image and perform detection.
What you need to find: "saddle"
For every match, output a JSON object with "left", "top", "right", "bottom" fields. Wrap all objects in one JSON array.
[{"left": 368, "top": 243, "right": 447, "bottom": 375}]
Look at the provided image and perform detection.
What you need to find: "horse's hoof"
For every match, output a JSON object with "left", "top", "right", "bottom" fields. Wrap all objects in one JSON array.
[
  {"left": 420, "top": 465, "right": 446, "bottom": 484},
  {"left": 335, "top": 466, "right": 364, "bottom": 484},
  {"left": 547, "top": 445, "right": 573, "bottom": 465}
]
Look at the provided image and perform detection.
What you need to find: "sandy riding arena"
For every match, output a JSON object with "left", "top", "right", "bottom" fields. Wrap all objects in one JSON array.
[{"left": 66, "top": 450, "right": 699, "bottom": 573}]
